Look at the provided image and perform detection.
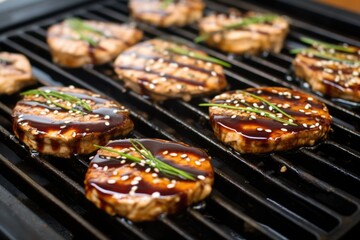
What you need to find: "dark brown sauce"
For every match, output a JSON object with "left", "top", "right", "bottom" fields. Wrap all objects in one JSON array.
[
  {"left": 212, "top": 115, "right": 306, "bottom": 140},
  {"left": 14, "top": 87, "right": 128, "bottom": 147},
  {"left": 89, "top": 139, "right": 211, "bottom": 197},
  {"left": 116, "top": 65, "right": 206, "bottom": 86}
]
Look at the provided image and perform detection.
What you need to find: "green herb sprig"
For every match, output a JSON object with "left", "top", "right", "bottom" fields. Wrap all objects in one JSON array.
[
  {"left": 240, "top": 91, "right": 294, "bottom": 119},
  {"left": 290, "top": 48, "right": 360, "bottom": 65},
  {"left": 65, "top": 18, "right": 104, "bottom": 46},
  {"left": 21, "top": 89, "right": 92, "bottom": 113},
  {"left": 161, "top": 0, "right": 174, "bottom": 9},
  {"left": 299, "top": 37, "right": 358, "bottom": 54},
  {"left": 194, "top": 14, "right": 278, "bottom": 43},
  {"left": 167, "top": 46, "right": 231, "bottom": 67},
  {"left": 199, "top": 103, "right": 297, "bottom": 126},
  {"left": 94, "top": 139, "right": 197, "bottom": 181}
]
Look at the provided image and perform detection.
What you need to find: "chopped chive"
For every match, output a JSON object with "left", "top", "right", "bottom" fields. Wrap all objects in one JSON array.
[
  {"left": 300, "top": 37, "right": 358, "bottom": 54},
  {"left": 167, "top": 46, "right": 231, "bottom": 67},
  {"left": 65, "top": 18, "right": 104, "bottom": 46},
  {"left": 194, "top": 14, "right": 278, "bottom": 43},
  {"left": 161, "top": 0, "right": 174, "bottom": 9},
  {"left": 290, "top": 48, "right": 360, "bottom": 65}
]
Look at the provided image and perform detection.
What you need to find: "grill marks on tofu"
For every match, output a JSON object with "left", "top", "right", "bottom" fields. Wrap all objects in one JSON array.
[
  {"left": 12, "top": 86, "right": 134, "bottom": 158},
  {"left": 47, "top": 19, "right": 143, "bottom": 67},
  {"left": 0, "top": 52, "right": 35, "bottom": 95},
  {"left": 85, "top": 139, "right": 214, "bottom": 221},
  {"left": 293, "top": 52, "right": 360, "bottom": 102},
  {"left": 198, "top": 11, "right": 289, "bottom": 54},
  {"left": 129, "top": 0, "right": 204, "bottom": 27},
  {"left": 114, "top": 39, "right": 227, "bottom": 101},
  {"left": 207, "top": 87, "right": 332, "bottom": 153}
]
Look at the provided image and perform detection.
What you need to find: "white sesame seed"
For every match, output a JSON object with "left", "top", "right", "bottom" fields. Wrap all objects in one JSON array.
[
  {"left": 280, "top": 128, "right": 288, "bottom": 132},
  {"left": 131, "top": 180, "right": 139, "bottom": 185},
  {"left": 120, "top": 160, "right": 126, "bottom": 164},
  {"left": 107, "top": 179, "right": 116, "bottom": 184},
  {"left": 294, "top": 96, "right": 301, "bottom": 99},
  {"left": 167, "top": 183, "right": 175, "bottom": 189},
  {"left": 170, "top": 153, "right": 178, "bottom": 157},
  {"left": 152, "top": 192, "right": 160, "bottom": 197},
  {"left": 130, "top": 163, "right": 136, "bottom": 167},
  {"left": 134, "top": 176, "right": 142, "bottom": 181},
  {"left": 211, "top": 71, "right": 217, "bottom": 76},
  {"left": 105, "top": 122, "right": 110, "bottom": 126},
  {"left": 163, "top": 150, "right": 169, "bottom": 155},
  {"left": 195, "top": 161, "right": 201, "bottom": 166},
  {"left": 154, "top": 168, "right": 159, "bottom": 173},
  {"left": 265, "top": 129, "right": 272, "bottom": 133},
  {"left": 231, "top": 115, "right": 237, "bottom": 118},
  {"left": 257, "top": 128, "right": 263, "bottom": 131},
  {"left": 60, "top": 125, "right": 66, "bottom": 129},
  {"left": 302, "top": 123, "right": 308, "bottom": 128},
  {"left": 152, "top": 173, "right": 158, "bottom": 178},
  {"left": 131, "top": 186, "right": 138, "bottom": 191},
  {"left": 103, "top": 166, "right": 108, "bottom": 171},
  {"left": 93, "top": 164, "right": 98, "bottom": 168},
  {"left": 197, "top": 175, "right": 205, "bottom": 180},
  {"left": 186, "top": 157, "right": 191, "bottom": 162},
  {"left": 104, "top": 115, "right": 110, "bottom": 120},
  {"left": 113, "top": 171, "right": 118, "bottom": 175}
]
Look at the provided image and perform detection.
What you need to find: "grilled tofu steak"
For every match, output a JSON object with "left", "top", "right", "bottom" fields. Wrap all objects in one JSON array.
[
  {"left": 12, "top": 86, "right": 134, "bottom": 158},
  {"left": 0, "top": 52, "right": 35, "bottom": 95},
  {"left": 204, "top": 87, "right": 332, "bottom": 153},
  {"left": 292, "top": 38, "right": 360, "bottom": 102},
  {"left": 197, "top": 10, "right": 289, "bottom": 54},
  {"left": 85, "top": 138, "right": 214, "bottom": 221},
  {"left": 114, "top": 39, "right": 228, "bottom": 101},
  {"left": 129, "top": 0, "right": 204, "bottom": 27},
  {"left": 47, "top": 18, "right": 143, "bottom": 68}
]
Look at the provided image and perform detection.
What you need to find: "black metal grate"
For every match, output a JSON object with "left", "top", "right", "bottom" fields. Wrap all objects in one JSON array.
[{"left": 0, "top": 0, "right": 360, "bottom": 239}]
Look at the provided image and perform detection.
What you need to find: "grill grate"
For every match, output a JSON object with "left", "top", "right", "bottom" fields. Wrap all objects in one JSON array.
[{"left": 0, "top": 0, "right": 360, "bottom": 239}]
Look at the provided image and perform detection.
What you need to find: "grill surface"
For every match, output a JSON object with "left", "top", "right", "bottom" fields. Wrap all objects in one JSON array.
[{"left": 0, "top": 0, "right": 360, "bottom": 239}]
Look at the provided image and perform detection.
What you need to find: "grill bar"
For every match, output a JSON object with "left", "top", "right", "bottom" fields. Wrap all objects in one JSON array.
[{"left": 0, "top": 0, "right": 360, "bottom": 239}]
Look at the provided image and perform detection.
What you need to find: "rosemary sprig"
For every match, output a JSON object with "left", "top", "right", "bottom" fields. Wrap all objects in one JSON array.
[
  {"left": 199, "top": 103, "right": 297, "bottom": 126},
  {"left": 161, "top": 0, "right": 174, "bottom": 9},
  {"left": 239, "top": 91, "right": 294, "bottom": 119},
  {"left": 21, "top": 89, "right": 92, "bottom": 113},
  {"left": 300, "top": 37, "right": 358, "bottom": 54},
  {"left": 167, "top": 46, "right": 231, "bottom": 67},
  {"left": 290, "top": 48, "right": 360, "bottom": 65},
  {"left": 0, "top": 57, "right": 12, "bottom": 65},
  {"left": 65, "top": 18, "right": 104, "bottom": 46},
  {"left": 94, "top": 139, "right": 196, "bottom": 181},
  {"left": 194, "top": 14, "right": 278, "bottom": 43}
]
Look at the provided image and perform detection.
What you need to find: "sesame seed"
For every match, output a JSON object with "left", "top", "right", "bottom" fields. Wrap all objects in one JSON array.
[
  {"left": 280, "top": 166, "right": 287, "bottom": 173},
  {"left": 163, "top": 150, "right": 169, "bottom": 155},
  {"left": 197, "top": 175, "right": 205, "bottom": 180},
  {"left": 154, "top": 168, "right": 159, "bottom": 173},
  {"left": 93, "top": 163, "right": 98, "bottom": 168},
  {"left": 186, "top": 157, "right": 191, "bottom": 162},
  {"left": 167, "top": 183, "right": 175, "bottom": 189},
  {"left": 105, "top": 122, "right": 110, "bottom": 126},
  {"left": 257, "top": 128, "right": 263, "bottom": 131},
  {"left": 120, "top": 160, "right": 126, "bottom": 164},
  {"left": 107, "top": 179, "right": 116, "bottom": 184},
  {"left": 170, "top": 153, "right": 178, "bottom": 157},
  {"left": 265, "top": 129, "right": 272, "bottom": 133},
  {"left": 60, "top": 125, "right": 66, "bottom": 129},
  {"left": 131, "top": 186, "right": 138, "bottom": 191},
  {"left": 152, "top": 173, "right": 158, "bottom": 178},
  {"left": 104, "top": 115, "right": 110, "bottom": 120},
  {"left": 231, "top": 115, "right": 237, "bottom": 118},
  {"left": 113, "top": 171, "right": 118, "bottom": 175},
  {"left": 302, "top": 123, "right": 308, "bottom": 128},
  {"left": 211, "top": 71, "right": 217, "bottom": 76},
  {"left": 152, "top": 192, "right": 160, "bottom": 197},
  {"left": 181, "top": 154, "right": 187, "bottom": 158},
  {"left": 195, "top": 161, "right": 201, "bottom": 166},
  {"left": 280, "top": 128, "right": 288, "bottom": 132},
  {"left": 294, "top": 96, "right": 301, "bottom": 99},
  {"left": 134, "top": 176, "right": 142, "bottom": 181},
  {"left": 199, "top": 158, "right": 206, "bottom": 162},
  {"left": 103, "top": 166, "right": 108, "bottom": 171},
  {"left": 131, "top": 180, "right": 139, "bottom": 185},
  {"left": 106, "top": 156, "right": 111, "bottom": 160}
]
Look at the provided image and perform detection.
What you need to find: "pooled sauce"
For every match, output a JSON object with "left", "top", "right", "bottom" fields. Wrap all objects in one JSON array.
[
  {"left": 88, "top": 139, "right": 212, "bottom": 198},
  {"left": 13, "top": 86, "right": 130, "bottom": 152}
]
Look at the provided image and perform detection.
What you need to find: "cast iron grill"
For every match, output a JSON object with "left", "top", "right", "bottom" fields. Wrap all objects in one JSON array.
[{"left": 0, "top": 0, "right": 360, "bottom": 239}]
